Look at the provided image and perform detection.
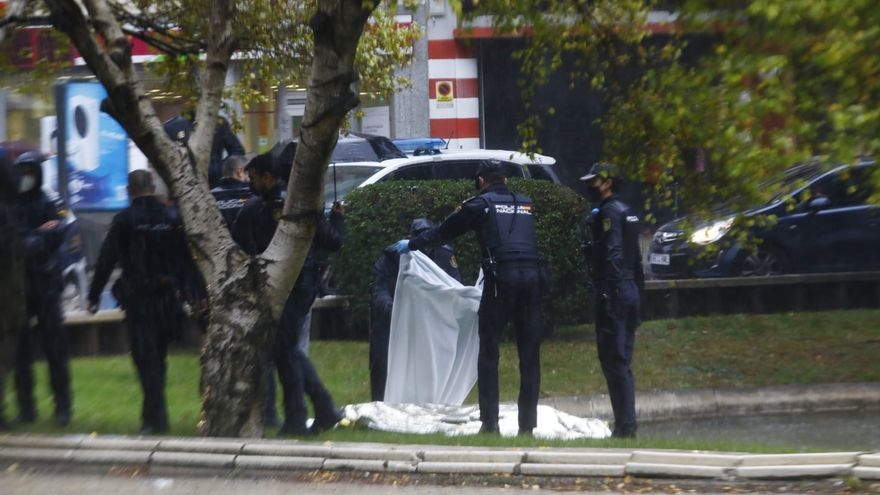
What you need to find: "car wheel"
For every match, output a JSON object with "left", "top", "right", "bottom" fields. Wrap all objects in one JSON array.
[{"left": 737, "top": 247, "right": 786, "bottom": 276}]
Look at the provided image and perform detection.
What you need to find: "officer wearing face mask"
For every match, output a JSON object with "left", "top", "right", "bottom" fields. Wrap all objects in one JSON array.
[
  {"left": 579, "top": 162, "right": 644, "bottom": 439},
  {"left": 12, "top": 151, "right": 72, "bottom": 427},
  {"left": 394, "top": 163, "right": 544, "bottom": 436},
  {"left": 231, "top": 152, "right": 345, "bottom": 436}
]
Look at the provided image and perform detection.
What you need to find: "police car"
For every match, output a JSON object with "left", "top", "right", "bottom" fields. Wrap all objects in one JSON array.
[{"left": 323, "top": 148, "right": 560, "bottom": 207}]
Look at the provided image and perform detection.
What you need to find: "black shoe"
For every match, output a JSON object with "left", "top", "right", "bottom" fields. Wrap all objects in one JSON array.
[
  {"left": 479, "top": 422, "right": 499, "bottom": 434},
  {"left": 611, "top": 428, "right": 637, "bottom": 439},
  {"left": 278, "top": 421, "right": 309, "bottom": 437},
  {"left": 55, "top": 411, "right": 72, "bottom": 427},
  {"left": 518, "top": 427, "right": 534, "bottom": 437},
  {"left": 140, "top": 423, "right": 169, "bottom": 435},
  {"left": 309, "top": 408, "right": 344, "bottom": 435},
  {"left": 15, "top": 411, "right": 36, "bottom": 424}
]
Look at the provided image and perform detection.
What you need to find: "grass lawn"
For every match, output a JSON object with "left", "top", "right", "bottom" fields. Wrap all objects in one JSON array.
[{"left": 4, "top": 308, "right": 878, "bottom": 451}]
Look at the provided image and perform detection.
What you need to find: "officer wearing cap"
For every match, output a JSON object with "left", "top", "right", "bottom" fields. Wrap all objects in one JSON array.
[
  {"left": 395, "top": 163, "right": 544, "bottom": 436},
  {"left": 12, "top": 151, "right": 72, "bottom": 427},
  {"left": 369, "top": 218, "right": 462, "bottom": 401},
  {"left": 580, "top": 162, "right": 644, "bottom": 438}
]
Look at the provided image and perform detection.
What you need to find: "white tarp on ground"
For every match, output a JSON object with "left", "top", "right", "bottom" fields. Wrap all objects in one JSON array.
[
  {"left": 384, "top": 251, "right": 482, "bottom": 406},
  {"left": 341, "top": 402, "right": 611, "bottom": 440}
]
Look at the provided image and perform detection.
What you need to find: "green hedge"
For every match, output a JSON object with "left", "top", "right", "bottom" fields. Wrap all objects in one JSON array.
[{"left": 332, "top": 179, "right": 591, "bottom": 332}]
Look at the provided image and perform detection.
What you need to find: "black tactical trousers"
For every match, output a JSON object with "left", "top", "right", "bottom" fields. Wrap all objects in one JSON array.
[
  {"left": 593, "top": 279, "right": 639, "bottom": 436},
  {"left": 368, "top": 305, "right": 391, "bottom": 402},
  {"left": 15, "top": 291, "right": 71, "bottom": 420},
  {"left": 125, "top": 289, "right": 181, "bottom": 432},
  {"left": 477, "top": 263, "right": 543, "bottom": 432}
]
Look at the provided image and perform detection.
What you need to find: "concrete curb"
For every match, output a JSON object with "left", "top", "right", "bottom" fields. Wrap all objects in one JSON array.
[
  {"left": 1, "top": 434, "right": 878, "bottom": 481},
  {"left": 542, "top": 382, "right": 880, "bottom": 422}
]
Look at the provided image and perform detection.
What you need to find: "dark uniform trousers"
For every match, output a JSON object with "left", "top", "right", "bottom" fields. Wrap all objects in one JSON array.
[
  {"left": 593, "top": 278, "right": 639, "bottom": 434},
  {"left": 272, "top": 265, "right": 336, "bottom": 428},
  {"left": 477, "top": 262, "right": 543, "bottom": 431},
  {"left": 16, "top": 283, "right": 71, "bottom": 419},
  {"left": 125, "top": 287, "right": 182, "bottom": 431}
]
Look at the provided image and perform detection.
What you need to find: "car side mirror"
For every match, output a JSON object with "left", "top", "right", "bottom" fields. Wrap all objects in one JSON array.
[{"left": 808, "top": 196, "right": 831, "bottom": 210}]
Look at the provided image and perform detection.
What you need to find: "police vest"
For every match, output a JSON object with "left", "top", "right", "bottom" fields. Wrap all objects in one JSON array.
[
  {"left": 479, "top": 190, "right": 538, "bottom": 263},
  {"left": 123, "top": 202, "right": 186, "bottom": 294}
]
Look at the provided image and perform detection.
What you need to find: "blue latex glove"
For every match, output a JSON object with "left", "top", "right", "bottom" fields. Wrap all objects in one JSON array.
[{"left": 394, "top": 239, "right": 411, "bottom": 254}]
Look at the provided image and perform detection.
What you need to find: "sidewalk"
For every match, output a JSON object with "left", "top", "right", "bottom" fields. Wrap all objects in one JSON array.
[{"left": 1, "top": 383, "right": 878, "bottom": 483}]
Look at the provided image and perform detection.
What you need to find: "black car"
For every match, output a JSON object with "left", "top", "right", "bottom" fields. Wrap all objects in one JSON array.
[{"left": 648, "top": 160, "right": 880, "bottom": 278}]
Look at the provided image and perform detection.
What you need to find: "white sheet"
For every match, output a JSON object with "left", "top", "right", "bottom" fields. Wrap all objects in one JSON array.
[
  {"left": 341, "top": 402, "right": 611, "bottom": 439},
  {"left": 383, "top": 251, "right": 482, "bottom": 406}
]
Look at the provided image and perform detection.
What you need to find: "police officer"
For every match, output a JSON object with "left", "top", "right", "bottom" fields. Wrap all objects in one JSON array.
[
  {"left": 163, "top": 110, "right": 245, "bottom": 189},
  {"left": 395, "top": 163, "right": 544, "bottom": 436},
  {"left": 0, "top": 154, "right": 26, "bottom": 429},
  {"left": 231, "top": 152, "right": 345, "bottom": 435},
  {"left": 87, "top": 170, "right": 196, "bottom": 434},
  {"left": 13, "top": 151, "right": 72, "bottom": 426},
  {"left": 370, "top": 218, "right": 462, "bottom": 401},
  {"left": 210, "top": 154, "right": 250, "bottom": 228},
  {"left": 580, "top": 162, "right": 644, "bottom": 438}
]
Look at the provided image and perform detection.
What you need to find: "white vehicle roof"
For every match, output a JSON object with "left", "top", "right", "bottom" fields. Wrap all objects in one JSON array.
[
  {"left": 357, "top": 149, "right": 556, "bottom": 187},
  {"left": 322, "top": 149, "right": 557, "bottom": 205}
]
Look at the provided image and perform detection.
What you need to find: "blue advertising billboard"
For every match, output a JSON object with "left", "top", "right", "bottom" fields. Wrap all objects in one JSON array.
[{"left": 55, "top": 81, "right": 129, "bottom": 210}]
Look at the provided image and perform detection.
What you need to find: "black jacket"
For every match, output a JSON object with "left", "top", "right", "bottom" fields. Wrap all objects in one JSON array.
[
  {"left": 231, "top": 184, "right": 345, "bottom": 268},
  {"left": 15, "top": 171, "right": 64, "bottom": 298},
  {"left": 88, "top": 196, "right": 197, "bottom": 306},
  {"left": 211, "top": 178, "right": 251, "bottom": 228},
  {"left": 589, "top": 194, "right": 645, "bottom": 288},
  {"left": 163, "top": 115, "right": 245, "bottom": 189}
]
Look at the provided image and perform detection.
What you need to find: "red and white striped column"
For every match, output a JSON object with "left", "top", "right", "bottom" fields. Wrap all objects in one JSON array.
[{"left": 427, "top": 24, "right": 481, "bottom": 149}]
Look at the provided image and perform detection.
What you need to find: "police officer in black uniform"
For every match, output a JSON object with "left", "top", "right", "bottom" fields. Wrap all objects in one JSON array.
[
  {"left": 231, "top": 152, "right": 345, "bottom": 436},
  {"left": 13, "top": 151, "right": 72, "bottom": 426},
  {"left": 0, "top": 154, "right": 26, "bottom": 429},
  {"left": 163, "top": 110, "right": 245, "bottom": 189},
  {"left": 210, "top": 154, "right": 250, "bottom": 228},
  {"left": 395, "top": 163, "right": 544, "bottom": 435},
  {"left": 370, "top": 218, "right": 462, "bottom": 401},
  {"left": 87, "top": 170, "right": 197, "bottom": 434},
  {"left": 580, "top": 162, "right": 644, "bottom": 438}
]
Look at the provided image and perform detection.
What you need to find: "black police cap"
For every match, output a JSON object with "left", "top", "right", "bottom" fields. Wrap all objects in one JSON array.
[{"left": 579, "top": 161, "right": 619, "bottom": 182}]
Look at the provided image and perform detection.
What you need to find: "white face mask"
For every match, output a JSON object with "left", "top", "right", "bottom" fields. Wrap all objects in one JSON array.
[{"left": 18, "top": 175, "right": 36, "bottom": 193}]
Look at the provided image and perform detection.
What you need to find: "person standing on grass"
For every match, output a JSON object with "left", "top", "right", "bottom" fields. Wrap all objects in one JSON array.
[
  {"left": 12, "top": 151, "right": 72, "bottom": 427},
  {"left": 580, "top": 162, "right": 644, "bottom": 438},
  {"left": 231, "top": 152, "right": 345, "bottom": 435},
  {"left": 394, "top": 162, "right": 544, "bottom": 436},
  {"left": 0, "top": 155, "right": 27, "bottom": 430},
  {"left": 87, "top": 169, "right": 198, "bottom": 435}
]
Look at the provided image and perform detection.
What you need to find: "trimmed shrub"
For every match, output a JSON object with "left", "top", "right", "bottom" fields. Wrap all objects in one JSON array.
[{"left": 332, "top": 179, "right": 591, "bottom": 333}]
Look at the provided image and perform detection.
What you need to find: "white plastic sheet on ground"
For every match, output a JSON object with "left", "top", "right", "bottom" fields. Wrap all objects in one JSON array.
[
  {"left": 384, "top": 251, "right": 482, "bottom": 406},
  {"left": 341, "top": 402, "right": 611, "bottom": 440}
]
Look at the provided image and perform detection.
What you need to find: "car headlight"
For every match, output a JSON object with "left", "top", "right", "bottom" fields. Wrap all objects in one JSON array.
[{"left": 689, "top": 218, "right": 734, "bottom": 245}]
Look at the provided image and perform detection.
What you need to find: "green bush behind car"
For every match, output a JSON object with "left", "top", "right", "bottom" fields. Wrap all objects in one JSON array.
[{"left": 331, "top": 179, "right": 591, "bottom": 333}]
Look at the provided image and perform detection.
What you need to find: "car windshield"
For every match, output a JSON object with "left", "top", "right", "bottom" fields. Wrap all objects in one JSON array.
[
  {"left": 323, "top": 164, "right": 384, "bottom": 205},
  {"left": 763, "top": 162, "right": 830, "bottom": 205}
]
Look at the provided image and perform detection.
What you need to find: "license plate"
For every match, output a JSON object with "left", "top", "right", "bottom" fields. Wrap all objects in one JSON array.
[{"left": 649, "top": 253, "right": 670, "bottom": 266}]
